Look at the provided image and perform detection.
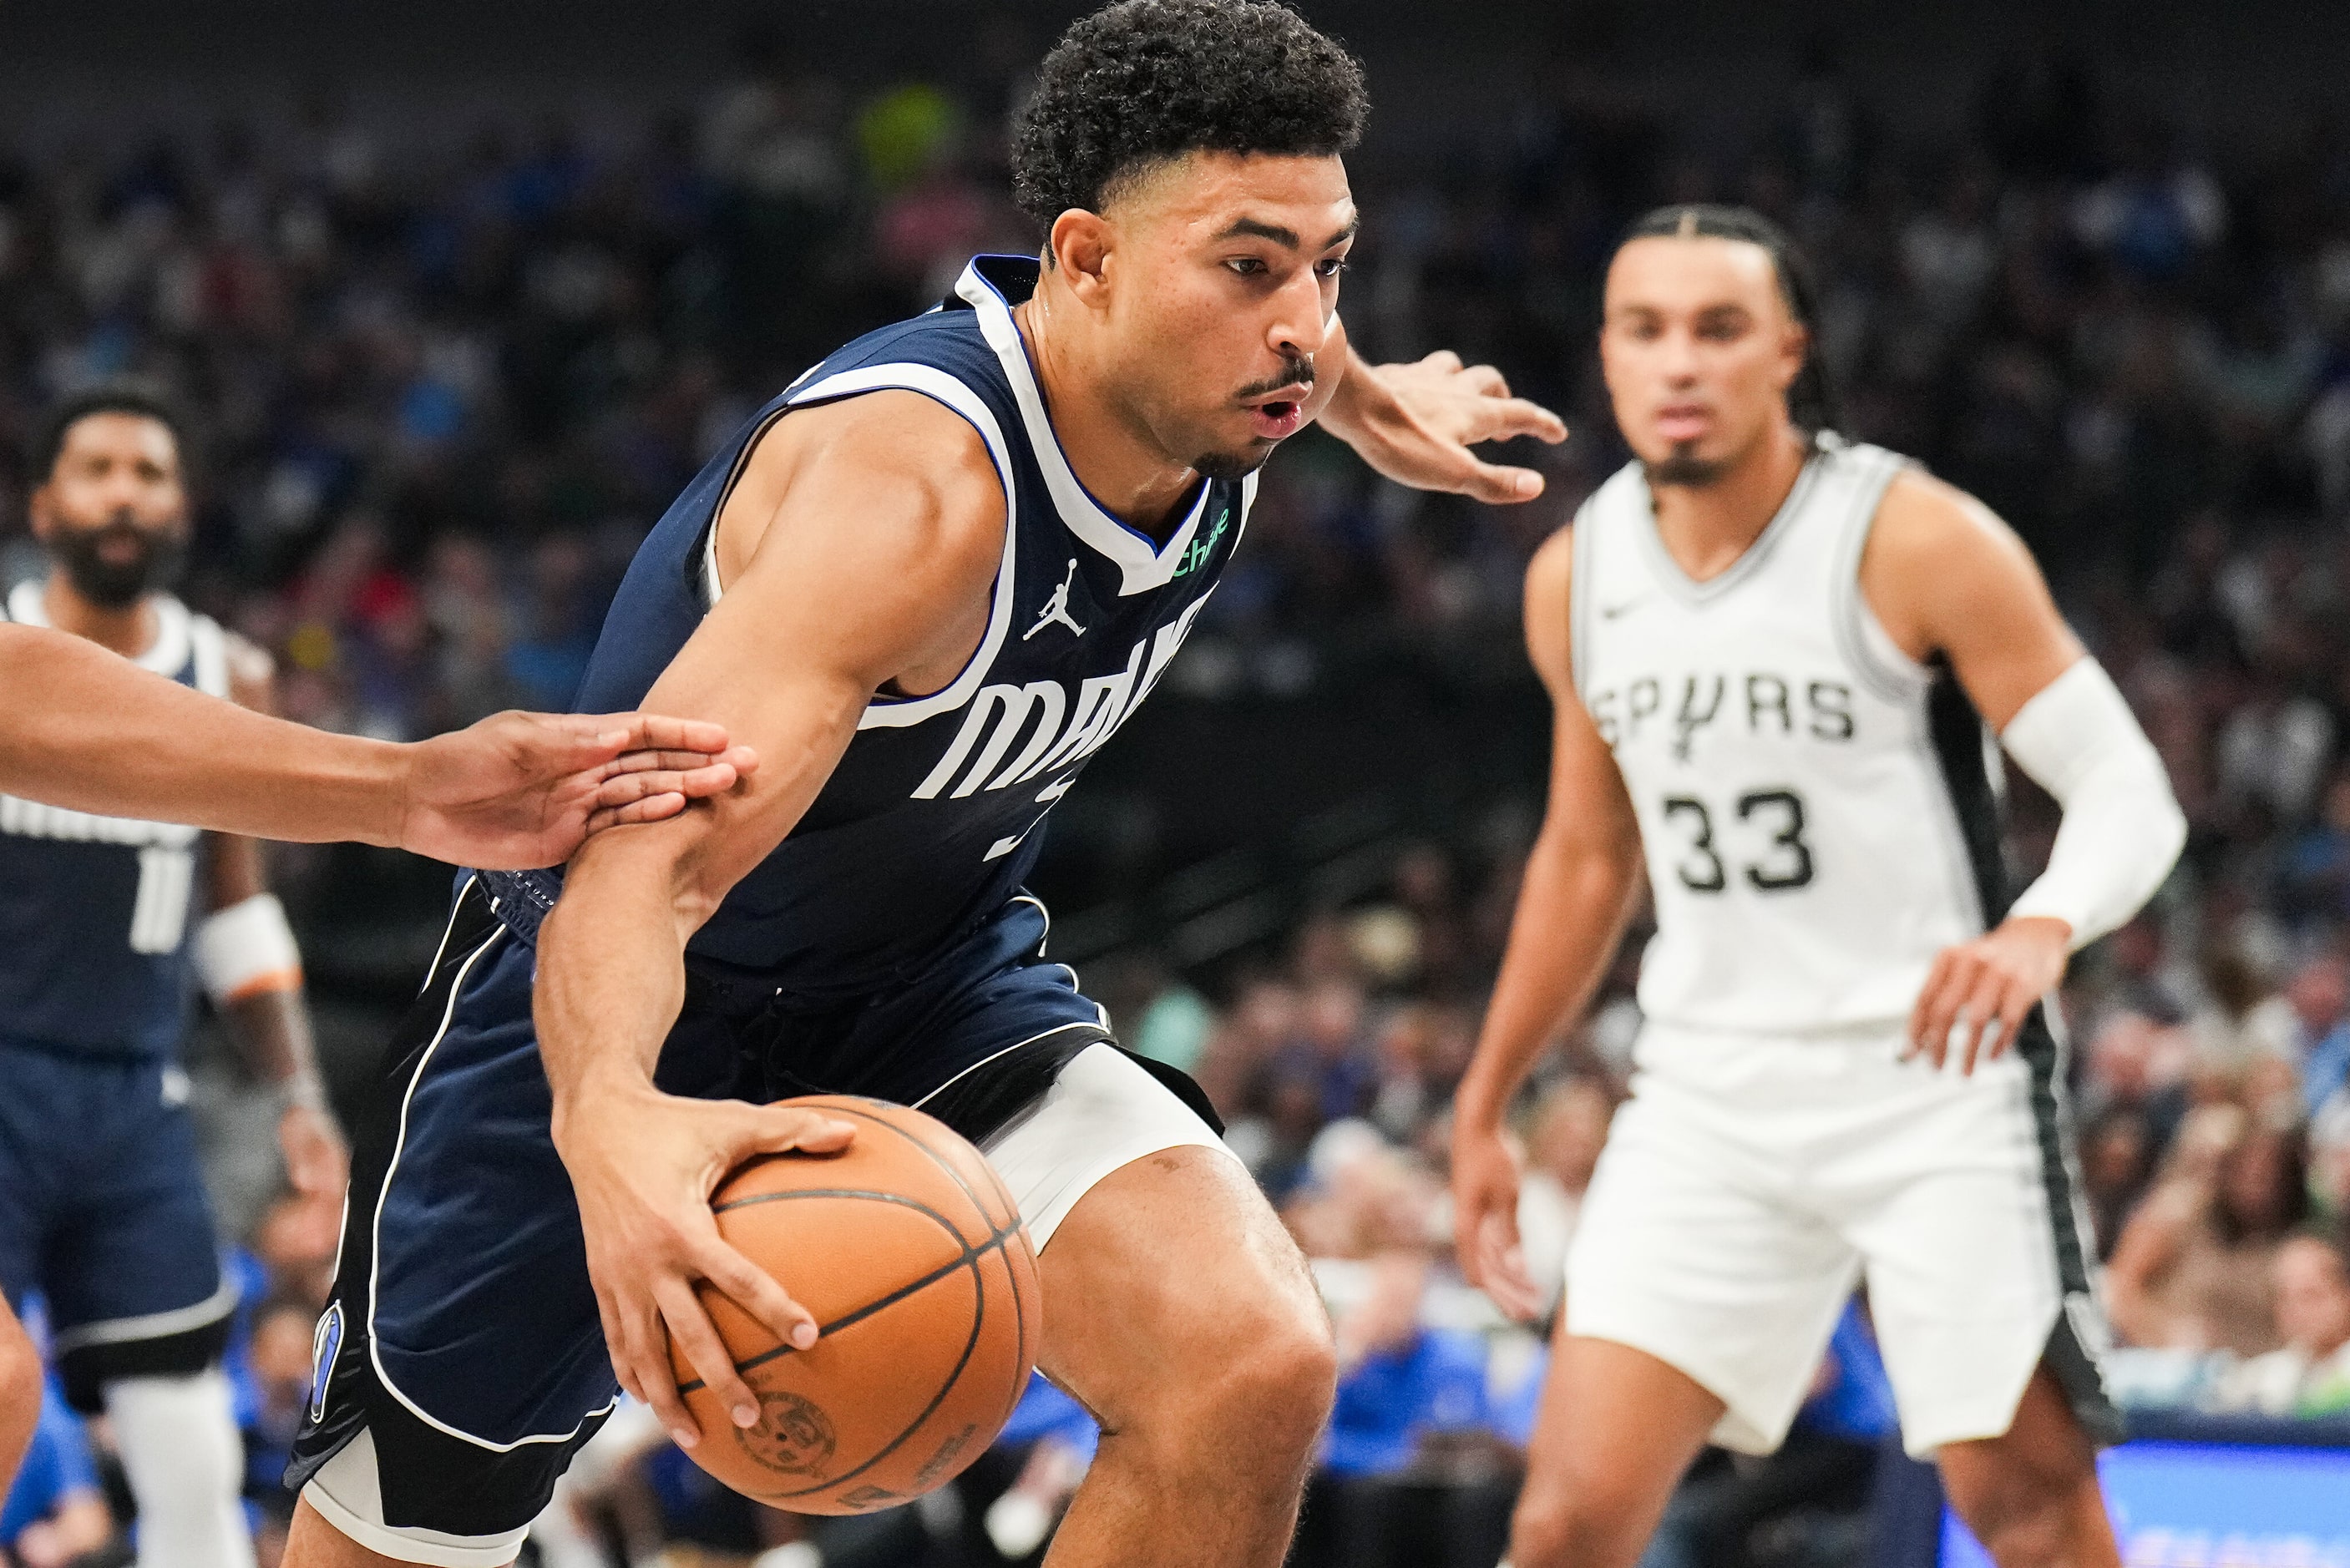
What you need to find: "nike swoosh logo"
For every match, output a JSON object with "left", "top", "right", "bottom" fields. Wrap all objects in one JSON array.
[{"left": 1599, "top": 597, "right": 1648, "bottom": 620}]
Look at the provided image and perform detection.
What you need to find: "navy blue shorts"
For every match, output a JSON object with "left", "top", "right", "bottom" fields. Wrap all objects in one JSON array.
[
  {"left": 0, "top": 1041, "right": 231, "bottom": 1409},
  {"left": 289, "top": 875, "right": 1139, "bottom": 1540}
]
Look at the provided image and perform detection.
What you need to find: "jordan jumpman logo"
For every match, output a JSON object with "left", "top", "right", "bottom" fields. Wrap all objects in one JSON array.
[{"left": 1025, "top": 559, "right": 1087, "bottom": 640}]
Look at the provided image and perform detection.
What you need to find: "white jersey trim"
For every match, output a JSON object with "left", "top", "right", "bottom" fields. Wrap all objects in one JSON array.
[
  {"left": 7, "top": 581, "right": 200, "bottom": 677},
  {"left": 366, "top": 921, "right": 620, "bottom": 1452},
  {"left": 956, "top": 260, "right": 1213, "bottom": 598},
  {"left": 1825, "top": 447, "right": 1928, "bottom": 702},
  {"left": 1629, "top": 448, "right": 1829, "bottom": 607},
  {"left": 697, "top": 361, "right": 1026, "bottom": 734}
]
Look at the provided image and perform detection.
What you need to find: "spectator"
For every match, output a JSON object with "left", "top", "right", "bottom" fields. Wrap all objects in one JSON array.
[
  {"left": 2207, "top": 1229, "right": 2350, "bottom": 1417},
  {"left": 2108, "top": 1113, "right": 2312, "bottom": 1353}
]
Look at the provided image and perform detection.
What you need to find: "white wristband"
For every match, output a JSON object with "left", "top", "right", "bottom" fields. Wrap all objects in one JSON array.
[
  {"left": 193, "top": 893, "right": 304, "bottom": 1005},
  {"left": 1998, "top": 659, "right": 2185, "bottom": 950}
]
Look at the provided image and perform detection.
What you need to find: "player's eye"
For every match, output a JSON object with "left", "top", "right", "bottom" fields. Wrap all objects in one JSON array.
[
  {"left": 1314, "top": 256, "right": 1350, "bottom": 280},
  {"left": 1226, "top": 256, "right": 1269, "bottom": 277}
]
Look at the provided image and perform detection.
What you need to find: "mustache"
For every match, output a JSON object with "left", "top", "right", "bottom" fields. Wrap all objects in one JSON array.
[{"left": 1235, "top": 356, "right": 1316, "bottom": 402}]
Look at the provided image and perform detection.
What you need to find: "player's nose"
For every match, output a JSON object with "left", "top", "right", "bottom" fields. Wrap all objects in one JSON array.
[{"left": 1267, "top": 269, "right": 1332, "bottom": 362}]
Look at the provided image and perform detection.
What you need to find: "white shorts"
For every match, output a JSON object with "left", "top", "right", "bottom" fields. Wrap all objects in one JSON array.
[
  {"left": 1563, "top": 1014, "right": 2118, "bottom": 1459},
  {"left": 305, "top": 1044, "right": 1228, "bottom": 1566}
]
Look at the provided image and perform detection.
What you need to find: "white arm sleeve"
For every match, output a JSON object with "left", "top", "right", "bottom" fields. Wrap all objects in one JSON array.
[{"left": 1998, "top": 657, "right": 2185, "bottom": 950}]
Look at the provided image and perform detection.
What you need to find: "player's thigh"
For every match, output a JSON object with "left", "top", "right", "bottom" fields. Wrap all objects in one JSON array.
[
  {"left": 1031, "top": 1130, "right": 1331, "bottom": 1453},
  {"left": 1566, "top": 1090, "right": 1858, "bottom": 1457},
  {"left": 287, "top": 1497, "right": 492, "bottom": 1568}
]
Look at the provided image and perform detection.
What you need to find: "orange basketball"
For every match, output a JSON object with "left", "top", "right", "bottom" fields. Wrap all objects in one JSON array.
[{"left": 671, "top": 1095, "right": 1042, "bottom": 1514}]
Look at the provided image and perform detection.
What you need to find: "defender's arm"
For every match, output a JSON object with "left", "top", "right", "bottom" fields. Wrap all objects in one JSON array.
[
  {"left": 1866, "top": 473, "right": 2185, "bottom": 1069},
  {"left": 1451, "top": 529, "right": 1645, "bottom": 1319},
  {"left": 534, "top": 392, "right": 1009, "bottom": 1449},
  {"left": 0, "top": 623, "right": 750, "bottom": 863}
]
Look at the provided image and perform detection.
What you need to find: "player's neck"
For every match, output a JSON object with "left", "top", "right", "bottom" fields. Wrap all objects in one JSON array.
[
  {"left": 1648, "top": 425, "right": 1812, "bottom": 584},
  {"left": 1013, "top": 291, "right": 1201, "bottom": 544},
  {"left": 42, "top": 574, "right": 159, "bottom": 661}
]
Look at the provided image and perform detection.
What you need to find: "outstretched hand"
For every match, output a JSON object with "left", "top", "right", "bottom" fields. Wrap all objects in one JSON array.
[
  {"left": 1323, "top": 350, "right": 1568, "bottom": 504},
  {"left": 398, "top": 711, "right": 760, "bottom": 869}
]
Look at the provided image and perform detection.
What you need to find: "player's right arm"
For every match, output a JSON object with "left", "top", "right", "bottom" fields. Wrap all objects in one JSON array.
[
  {"left": 532, "top": 392, "right": 1010, "bottom": 1452},
  {"left": 1451, "top": 529, "right": 1645, "bottom": 1321}
]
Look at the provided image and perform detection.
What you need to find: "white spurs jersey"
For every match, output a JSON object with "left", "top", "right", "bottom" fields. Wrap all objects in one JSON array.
[{"left": 1571, "top": 435, "right": 2011, "bottom": 1034}]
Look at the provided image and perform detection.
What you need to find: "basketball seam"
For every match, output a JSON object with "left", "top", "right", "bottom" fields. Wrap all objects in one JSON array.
[
  {"left": 677, "top": 1204, "right": 1024, "bottom": 1392},
  {"left": 823, "top": 1098, "right": 1037, "bottom": 1439},
  {"left": 749, "top": 1244, "right": 996, "bottom": 1503}
]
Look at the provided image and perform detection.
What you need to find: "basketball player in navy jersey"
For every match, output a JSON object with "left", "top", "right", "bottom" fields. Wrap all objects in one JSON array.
[
  {"left": 0, "top": 635, "right": 749, "bottom": 1500},
  {"left": 282, "top": 3, "right": 1565, "bottom": 1565},
  {"left": 1453, "top": 210, "right": 2180, "bottom": 1567}
]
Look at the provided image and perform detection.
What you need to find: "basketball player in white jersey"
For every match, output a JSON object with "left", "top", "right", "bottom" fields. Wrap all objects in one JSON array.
[{"left": 1451, "top": 205, "right": 2185, "bottom": 1568}]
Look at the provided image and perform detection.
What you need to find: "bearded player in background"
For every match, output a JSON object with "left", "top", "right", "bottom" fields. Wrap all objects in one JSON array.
[{"left": 0, "top": 387, "right": 757, "bottom": 1528}]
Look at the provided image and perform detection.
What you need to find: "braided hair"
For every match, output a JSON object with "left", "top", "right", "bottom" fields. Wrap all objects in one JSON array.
[{"left": 1617, "top": 205, "right": 1840, "bottom": 440}]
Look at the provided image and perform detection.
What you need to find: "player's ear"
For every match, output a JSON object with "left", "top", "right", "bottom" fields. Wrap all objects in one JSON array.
[
  {"left": 1049, "top": 209, "right": 1115, "bottom": 308},
  {"left": 1775, "top": 318, "right": 1810, "bottom": 396}
]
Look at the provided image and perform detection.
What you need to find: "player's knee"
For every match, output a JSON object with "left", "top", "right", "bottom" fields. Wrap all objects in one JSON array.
[{"left": 1193, "top": 1296, "right": 1337, "bottom": 1456}]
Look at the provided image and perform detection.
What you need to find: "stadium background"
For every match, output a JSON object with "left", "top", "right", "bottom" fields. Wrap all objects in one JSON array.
[{"left": 6, "top": 0, "right": 2350, "bottom": 1562}]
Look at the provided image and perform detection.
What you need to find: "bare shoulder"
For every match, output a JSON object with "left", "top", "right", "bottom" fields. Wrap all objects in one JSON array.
[
  {"left": 221, "top": 629, "right": 278, "bottom": 714},
  {"left": 1861, "top": 468, "right": 2060, "bottom": 656},
  {"left": 1522, "top": 525, "right": 1574, "bottom": 695},
  {"left": 722, "top": 389, "right": 1006, "bottom": 587},
  {"left": 1864, "top": 468, "right": 2040, "bottom": 593}
]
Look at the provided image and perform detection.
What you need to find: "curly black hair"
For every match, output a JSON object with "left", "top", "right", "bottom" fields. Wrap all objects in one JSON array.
[{"left": 1010, "top": 0, "right": 1368, "bottom": 233}]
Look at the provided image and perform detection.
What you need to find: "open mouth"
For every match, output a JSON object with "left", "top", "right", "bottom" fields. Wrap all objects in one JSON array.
[{"left": 1244, "top": 392, "right": 1309, "bottom": 441}]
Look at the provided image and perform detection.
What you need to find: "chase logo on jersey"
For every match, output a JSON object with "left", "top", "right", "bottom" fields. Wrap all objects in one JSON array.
[
  {"left": 913, "top": 599, "right": 1208, "bottom": 802},
  {"left": 1171, "top": 508, "right": 1229, "bottom": 579}
]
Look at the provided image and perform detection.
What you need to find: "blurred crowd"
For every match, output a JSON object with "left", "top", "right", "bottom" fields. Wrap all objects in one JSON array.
[{"left": 8, "top": 18, "right": 2350, "bottom": 1568}]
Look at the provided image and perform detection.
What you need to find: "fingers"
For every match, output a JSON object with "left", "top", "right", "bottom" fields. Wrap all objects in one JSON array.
[
  {"left": 586, "top": 795, "right": 685, "bottom": 835},
  {"left": 581, "top": 713, "right": 737, "bottom": 759},
  {"left": 1909, "top": 954, "right": 1966, "bottom": 1070},
  {"left": 695, "top": 1232, "right": 821, "bottom": 1356},
  {"left": 1461, "top": 460, "right": 1549, "bottom": 505},
  {"left": 736, "top": 1103, "right": 858, "bottom": 1159},
  {"left": 623, "top": 1298, "right": 702, "bottom": 1449},
  {"left": 1475, "top": 396, "right": 1571, "bottom": 446},
  {"left": 656, "top": 1276, "right": 762, "bottom": 1432},
  {"left": 1984, "top": 985, "right": 2037, "bottom": 1069},
  {"left": 1956, "top": 959, "right": 2010, "bottom": 1075},
  {"left": 593, "top": 761, "right": 742, "bottom": 807},
  {"left": 1461, "top": 364, "right": 1511, "bottom": 397},
  {"left": 1418, "top": 349, "right": 1464, "bottom": 372}
]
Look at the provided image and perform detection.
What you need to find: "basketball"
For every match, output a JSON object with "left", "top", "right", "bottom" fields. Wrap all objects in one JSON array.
[{"left": 671, "top": 1095, "right": 1043, "bottom": 1514}]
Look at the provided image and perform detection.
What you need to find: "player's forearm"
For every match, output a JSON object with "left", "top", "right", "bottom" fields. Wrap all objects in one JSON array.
[
  {"left": 0, "top": 624, "right": 405, "bottom": 843},
  {"left": 1456, "top": 837, "right": 1638, "bottom": 1130},
  {"left": 537, "top": 836, "right": 701, "bottom": 1125}
]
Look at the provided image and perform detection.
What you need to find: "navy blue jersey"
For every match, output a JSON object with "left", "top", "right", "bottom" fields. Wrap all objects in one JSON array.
[
  {"left": 481, "top": 256, "right": 1251, "bottom": 989},
  {"left": 0, "top": 585, "right": 227, "bottom": 1057}
]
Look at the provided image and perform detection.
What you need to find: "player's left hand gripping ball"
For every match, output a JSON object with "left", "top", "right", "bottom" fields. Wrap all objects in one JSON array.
[{"left": 397, "top": 711, "right": 760, "bottom": 869}]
